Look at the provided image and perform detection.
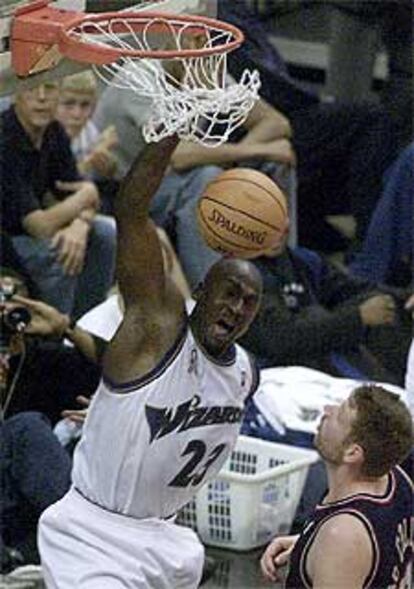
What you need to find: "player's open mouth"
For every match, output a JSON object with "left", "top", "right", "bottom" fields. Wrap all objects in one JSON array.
[{"left": 213, "top": 319, "right": 235, "bottom": 337}]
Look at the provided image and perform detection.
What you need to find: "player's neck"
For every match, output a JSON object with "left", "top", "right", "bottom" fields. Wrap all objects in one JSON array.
[{"left": 324, "top": 465, "right": 389, "bottom": 503}]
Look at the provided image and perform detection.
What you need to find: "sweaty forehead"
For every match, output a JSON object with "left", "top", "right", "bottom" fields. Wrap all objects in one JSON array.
[{"left": 212, "top": 259, "right": 261, "bottom": 284}]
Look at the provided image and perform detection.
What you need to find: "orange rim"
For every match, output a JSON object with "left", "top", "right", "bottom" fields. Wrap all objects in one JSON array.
[{"left": 59, "top": 11, "right": 245, "bottom": 65}]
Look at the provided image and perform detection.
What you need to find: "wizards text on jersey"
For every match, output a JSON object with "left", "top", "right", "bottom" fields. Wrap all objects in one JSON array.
[{"left": 145, "top": 395, "right": 244, "bottom": 443}]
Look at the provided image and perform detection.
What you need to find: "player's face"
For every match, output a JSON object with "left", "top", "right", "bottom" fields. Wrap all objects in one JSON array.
[
  {"left": 15, "top": 83, "right": 60, "bottom": 132},
  {"left": 314, "top": 398, "right": 356, "bottom": 465},
  {"left": 57, "top": 90, "right": 95, "bottom": 138},
  {"left": 199, "top": 271, "right": 262, "bottom": 356}
]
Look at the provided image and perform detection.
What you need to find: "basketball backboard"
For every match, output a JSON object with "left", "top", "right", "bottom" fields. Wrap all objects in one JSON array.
[{"left": 0, "top": 0, "right": 216, "bottom": 96}]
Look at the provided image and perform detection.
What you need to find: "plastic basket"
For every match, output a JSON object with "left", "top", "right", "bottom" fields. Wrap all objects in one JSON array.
[{"left": 177, "top": 435, "right": 318, "bottom": 551}]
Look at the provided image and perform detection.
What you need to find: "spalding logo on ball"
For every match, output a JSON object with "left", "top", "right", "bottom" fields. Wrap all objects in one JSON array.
[{"left": 197, "top": 168, "right": 289, "bottom": 258}]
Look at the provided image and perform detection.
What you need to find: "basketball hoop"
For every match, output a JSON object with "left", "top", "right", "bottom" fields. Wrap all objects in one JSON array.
[{"left": 11, "top": 2, "right": 261, "bottom": 145}]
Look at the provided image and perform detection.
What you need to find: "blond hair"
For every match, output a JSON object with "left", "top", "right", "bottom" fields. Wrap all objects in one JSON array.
[{"left": 61, "top": 71, "right": 98, "bottom": 96}]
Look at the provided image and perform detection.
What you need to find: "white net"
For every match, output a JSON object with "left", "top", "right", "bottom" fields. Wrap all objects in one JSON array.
[{"left": 65, "top": 14, "right": 261, "bottom": 146}]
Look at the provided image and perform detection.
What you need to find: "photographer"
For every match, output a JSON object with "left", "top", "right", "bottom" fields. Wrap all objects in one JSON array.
[
  {"left": 0, "top": 272, "right": 104, "bottom": 573},
  {"left": 0, "top": 269, "right": 101, "bottom": 424}
]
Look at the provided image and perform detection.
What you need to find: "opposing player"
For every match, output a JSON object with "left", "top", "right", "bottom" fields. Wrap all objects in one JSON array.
[
  {"left": 261, "top": 384, "right": 413, "bottom": 588},
  {"left": 38, "top": 135, "right": 263, "bottom": 588}
]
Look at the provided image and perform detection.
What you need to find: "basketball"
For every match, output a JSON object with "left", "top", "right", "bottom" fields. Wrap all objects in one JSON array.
[{"left": 197, "top": 168, "right": 289, "bottom": 258}]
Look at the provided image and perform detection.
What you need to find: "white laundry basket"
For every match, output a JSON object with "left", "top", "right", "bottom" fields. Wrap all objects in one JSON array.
[{"left": 177, "top": 435, "right": 318, "bottom": 551}]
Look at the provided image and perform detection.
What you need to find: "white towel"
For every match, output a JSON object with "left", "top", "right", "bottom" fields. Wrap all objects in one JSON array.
[{"left": 254, "top": 366, "right": 407, "bottom": 435}]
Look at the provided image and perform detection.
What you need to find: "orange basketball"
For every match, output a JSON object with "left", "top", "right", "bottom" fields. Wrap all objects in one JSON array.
[{"left": 197, "top": 168, "right": 289, "bottom": 258}]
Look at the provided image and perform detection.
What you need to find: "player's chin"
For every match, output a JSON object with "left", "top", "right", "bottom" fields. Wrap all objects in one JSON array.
[
  {"left": 209, "top": 331, "right": 233, "bottom": 348},
  {"left": 207, "top": 327, "right": 237, "bottom": 350}
]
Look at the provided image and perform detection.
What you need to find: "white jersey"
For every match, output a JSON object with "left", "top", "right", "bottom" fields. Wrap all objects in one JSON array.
[{"left": 72, "top": 323, "right": 258, "bottom": 519}]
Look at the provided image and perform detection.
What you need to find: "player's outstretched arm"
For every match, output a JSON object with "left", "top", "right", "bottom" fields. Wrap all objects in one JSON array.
[{"left": 114, "top": 135, "right": 179, "bottom": 307}]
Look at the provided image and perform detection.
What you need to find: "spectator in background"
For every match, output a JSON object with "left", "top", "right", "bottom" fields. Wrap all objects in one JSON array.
[
  {"left": 56, "top": 71, "right": 120, "bottom": 215},
  {"left": 1, "top": 82, "right": 116, "bottom": 318},
  {"left": 325, "top": 0, "right": 413, "bottom": 149},
  {"left": 219, "top": 0, "right": 400, "bottom": 249},
  {"left": 94, "top": 73, "right": 296, "bottom": 288},
  {"left": 240, "top": 236, "right": 413, "bottom": 387},
  {"left": 0, "top": 269, "right": 100, "bottom": 425},
  {"left": 349, "top": 141, "right": 413, "bottom": 288}
]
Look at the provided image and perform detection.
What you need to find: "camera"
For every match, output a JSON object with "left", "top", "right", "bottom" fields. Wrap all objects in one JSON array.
[{"left": 0, "top": 282, "right": 32, "bottom": 351}]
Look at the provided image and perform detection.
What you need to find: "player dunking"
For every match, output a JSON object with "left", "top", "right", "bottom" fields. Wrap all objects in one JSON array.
[
  {"left": 38, "top": 136, "right": 263, "bottom": 588},
  {"left": 261, "top": 384, "right": 413, "bottom": 588}
]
